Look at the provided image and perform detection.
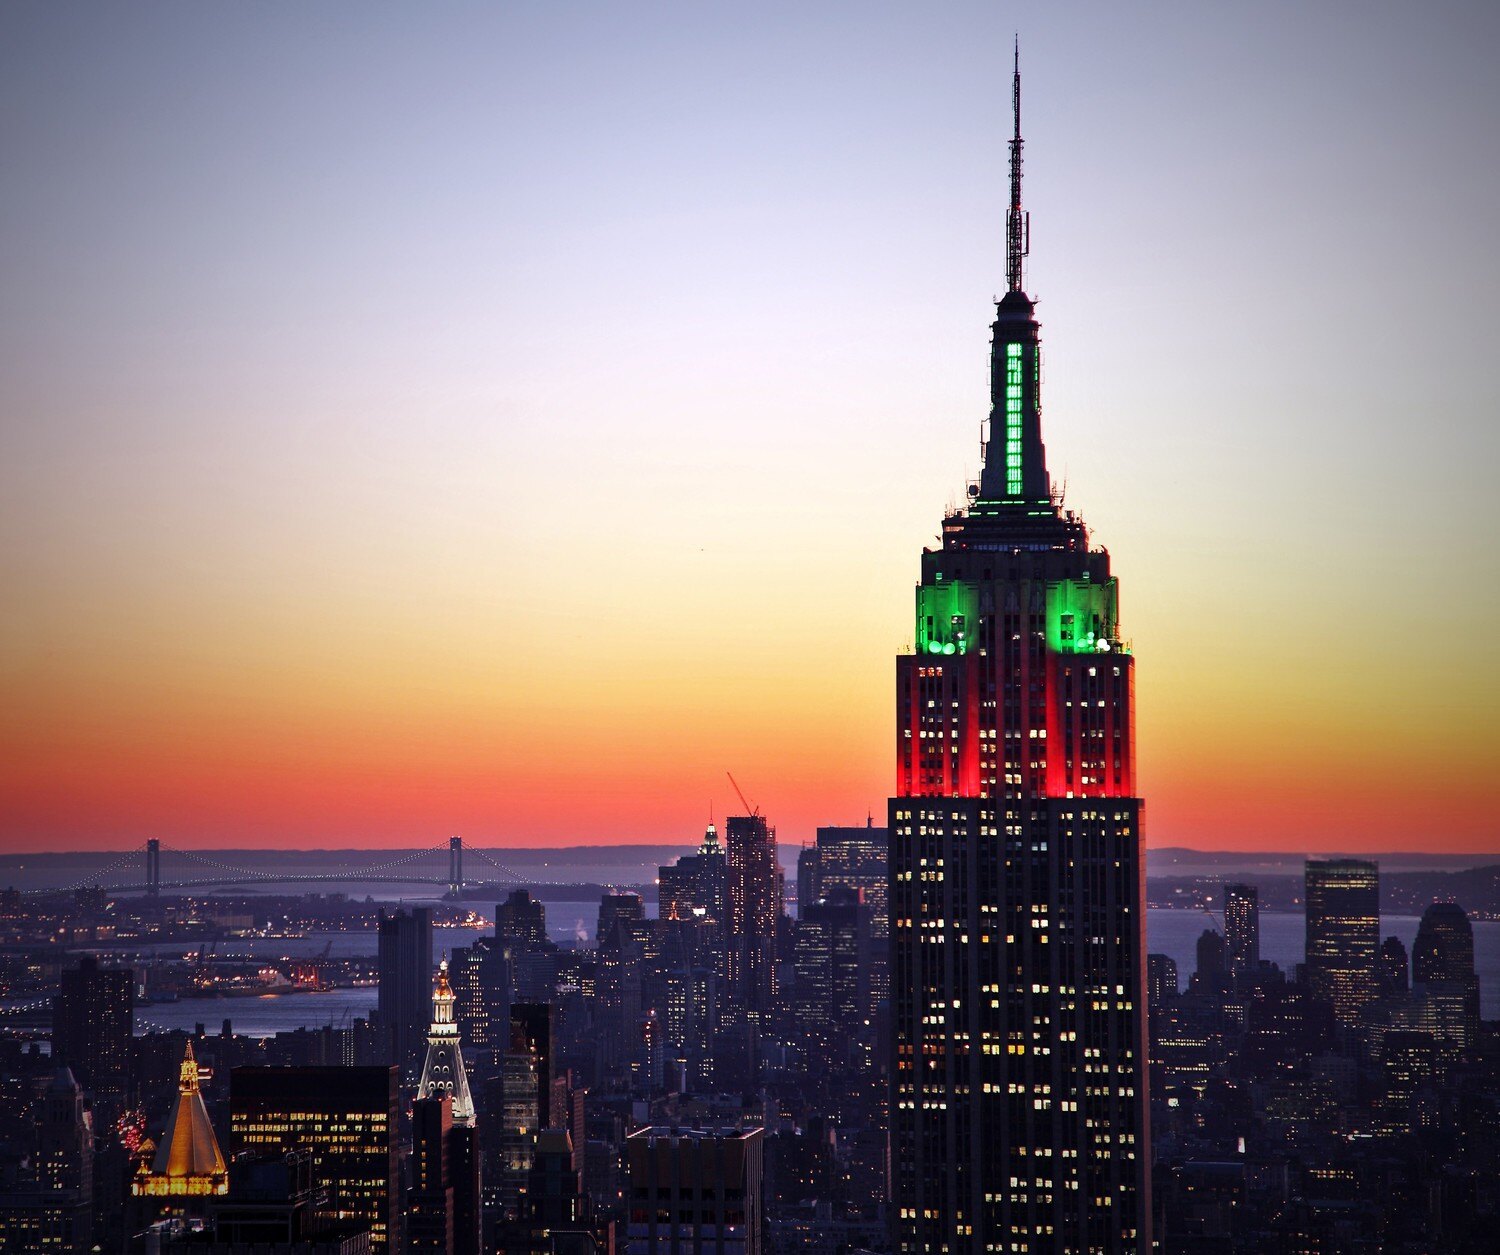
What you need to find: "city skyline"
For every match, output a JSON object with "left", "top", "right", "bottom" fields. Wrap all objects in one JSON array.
[{"left": 3, "top": 3, "right": 1498, "bottom": 854}]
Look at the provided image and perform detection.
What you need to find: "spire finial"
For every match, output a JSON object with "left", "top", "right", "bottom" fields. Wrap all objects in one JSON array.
[{"left": 1006, "top": 35, "right": 1029, "bottom": 294}]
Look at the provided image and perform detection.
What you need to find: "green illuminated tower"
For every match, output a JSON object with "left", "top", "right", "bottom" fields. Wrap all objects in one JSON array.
[{"left": 889, "top": 46, "right": 1150, "bottom": 1253}]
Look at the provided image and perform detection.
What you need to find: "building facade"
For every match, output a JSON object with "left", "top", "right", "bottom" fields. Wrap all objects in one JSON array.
[
  {"left": 888, "top": 53, "right": 1150, "bottom": 1254},
  {"left": 625, "top": 1127, "right": 762, "bottom": 1255},
  {"left": 1304, "top": 859, "right": 1379, "bottom": 1029},
  {"left": 229, "top": 1066, "right": 399, "bottom": 1254},
  {"left": 377, "top": 907, "right": 433, "bottom": 1079},
  {"left": 52, "top": 955, "right": 133, "bottom": 1104}
]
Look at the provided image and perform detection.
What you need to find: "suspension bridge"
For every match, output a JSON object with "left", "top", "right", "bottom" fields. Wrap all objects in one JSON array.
[{"left": 34, "top": 836, "right": 526, "bottom": 899}]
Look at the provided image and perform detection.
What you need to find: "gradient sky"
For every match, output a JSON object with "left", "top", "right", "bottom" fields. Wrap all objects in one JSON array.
[{"left": 2, "top": 2, "right": 1497, "bottom": 854}]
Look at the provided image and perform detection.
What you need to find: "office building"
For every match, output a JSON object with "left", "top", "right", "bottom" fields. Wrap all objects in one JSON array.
[
  {"left": 377, "top": 907, "right": 433, "bottom": 1079},
  {"left": 816, "top": 820, "right": 889, "bottom": 936},
  {"left": 1304, "top": 859, "right": 1379, "bottom": 1028},
  {"left": 230, "top": 1066, "right": 399, "bottom": 1253},
  {"left": 725, "top": 813, "right": 779, "bottom": 1064},
  {"left": 1379, "top": 935, "right": 1409, "bottom": 997},
  {"left": 448, "top": 936, "right": 511, "bottom": 1061},
  {"left": 1146, "top": 954, "right": 1179, "bottom": 1009},
  {"left": 409, "top": 1096, "right": 456, "bottom": 1255},
  {"left": 794, "top": 885, "right": 872, "bottom": 1069},
  {"left": 497, "top": 891, "right": 549, "bottom": 951},
  {"left": 52, "top": 954, "right": 133, "bottom": 1103},
  {"left": 795, "top": 847, "right": 820, "bottom": 921},
  {"left": 1412, "top": 901, "right": 1480, "bottom": 1048},
  {"left": 0, "top": 1067, "right": 96, "bottom": 1254},
  {"left": 625, "top": 1126, "right": 763, "bottom": 1255},
  {"left": 888, "top": 52, "right": 1150, "bottom": 1252},
  {"left": 1223, "top": 883, "right": 1260, "bottom": 976}
]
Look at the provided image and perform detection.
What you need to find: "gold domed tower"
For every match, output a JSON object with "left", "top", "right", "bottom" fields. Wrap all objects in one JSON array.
[{"left": 133, "top": 1042, "right": 227, "bottom": 1197}]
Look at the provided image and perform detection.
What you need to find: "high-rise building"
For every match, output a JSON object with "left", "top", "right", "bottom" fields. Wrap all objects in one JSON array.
[
  {"left": 624, "top": 1127, "right": 763, "bottom": 1255},
  {"left": 1195, "top": 928, "right": 1226, "bottom": 984},
  {"left": 0, "top": 1068, "right": 96, "bottom": 1255},
  {"left": 888, "top": 51, "right": 1150, "bottom": 1253},
  {"left": 449, "top": 936, "right": 511, "bottom": 1063},
  {"left": 52, "top": 955, "right": 133, "bottom": 1103},
  {"left": 1304, "top": 859, "right": 1379, "bottom": 1028},
  {"left": 794, "top": 885, "right": 873, "bottom": 1070},
  {"left": 725, "top": 814, "right": 778, "bottom": 1025},
  {"left": 815, "top": 820, "right": 889, "bottom": 937},
  {"left": 498, "top": 891, "right": 549, "bottom": 951},
  {"left": 1146, "top": 954, "right": 1179, "bottom": 1009},
  {"left": 413, "top": 962, "right": 482, "bottom": 1255},
  {"left": 409, "top": 1097, "right": 456, "bottom": 1255},
  {"left": 597, "top": 892, "right": 645, "bottom": 946},
  {"left": 1411, "top": 901, "right": 1480, "bottom": 1048},
  {"left": 230, "top": 1066, "right": 399, "bottom": 1253},
  {"left": 1379, "top": 935, "right": 1409, "bottom": 997},
  {"left": 795, "top": 846, "right": 821, "bottom": 921},
  {"left": 1224, "top": 883, "right": 1260, "bottom": 976},
  {"left": 377, "top": 907, "right": 433, "bottom": 1079}
]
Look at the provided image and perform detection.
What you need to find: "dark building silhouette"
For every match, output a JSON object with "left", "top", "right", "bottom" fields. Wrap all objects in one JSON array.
[
  {"left": 1223, "top": 883, "right": 1259, "bottom": 976},
  {"left": 449, "top": 936, "right": 511, "bottom": 1063},
  {"left": 230, "top": 1066, "right": 399, "bottom": 1254},
  {"left": 52, "top": 954, "right": 133, "bottom": 1103},
  {"left": 409, "top": 1097, "right": 456, "bottom": 1255},
  {"left": 1196, "top": 928, "right": 1226, "bottom": 983},
  {"left": 377, "top": 907, "right": 432, "bottom": 1079},
  {"left": 658, "top": 823, "right": 728, "bottom": 936},
  {"left": 794, "top": 885, "right": 872, "bottom": 1069},
  {"left": 795, "top": 846, "right": 821, "bottom": 921},
  {"left": 1379, "top": 935, "right": 1409, "bottom": 997},
  {"left": 888, "top": 52, "right": 1149, "bottom": 1253},
  {"left": 0, "top": 1067, "right": 95, "bottom": 1255},
  {"left": 497, "top": 891, "right": 548, "bottom": 951},
  {"left": 1411, "top": 901, "right": 1480, "bottom": 1048},
  {"left": 725, "top": 815, "right": 779, "bottom": 1040},
  {"left": 1304, "top": 859, "right": 1379, "bottom": 1028},
  {"left": 1147, "top": 953, "right": 1179, "bottom": 1009},
  {"left": 625, "top": 1127, "right": 762, "bottom": 1255},
  {"left": 815, "top": 820, "right": 888, "bottom": 937}
]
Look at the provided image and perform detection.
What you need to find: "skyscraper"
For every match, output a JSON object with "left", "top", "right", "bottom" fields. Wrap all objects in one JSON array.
[
  {"left": 1411, "top": 901, "right": 1480, "bottom": 1048},
  {"left": 1304, "top": 859, "right": 1379, "bottom": 1028},
  {"left": 1224, "top": 883, "right": 1260, "bottom": 976},
  {"left": 725, "top": 814, "right": 778, "bottom": 1022},
  {"left": 378, "top": 907, "right": 433, "bottom": 1079},
  {"left": 52, "top": 955, "right": 133, "bottom": 1103},
  {"left": 888, "top": 51, "right": 1150, "bottom": 1253},
  {"left": 230, "top": 1066, "right": 399, "bottom": 1253}
]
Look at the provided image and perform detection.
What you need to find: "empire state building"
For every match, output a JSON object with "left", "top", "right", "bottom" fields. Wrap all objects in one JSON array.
[{"left": 889, "top": 52, "right": 1150, "bottom": 1254}]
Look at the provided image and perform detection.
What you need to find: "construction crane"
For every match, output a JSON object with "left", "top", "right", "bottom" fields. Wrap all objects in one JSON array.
[{"left": 726, "top": 772, "right": 760, "bottom": 817}]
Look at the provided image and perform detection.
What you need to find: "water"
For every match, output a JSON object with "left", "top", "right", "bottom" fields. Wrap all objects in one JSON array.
[{"left": 134, "top": 988, "right": 378, "bottom": 1037}]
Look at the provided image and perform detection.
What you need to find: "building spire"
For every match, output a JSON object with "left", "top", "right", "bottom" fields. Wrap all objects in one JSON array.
[
  {"left": 1006, "top": 35, "right": 1029, "bottom": 294},
  {"left": 417, "top": 960, "right": 475, "bottom": 1126}
]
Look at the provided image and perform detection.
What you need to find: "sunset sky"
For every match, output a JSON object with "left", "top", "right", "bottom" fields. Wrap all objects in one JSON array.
[{"left": 3, "top": 2, "right": 1497, "bottom": 854}]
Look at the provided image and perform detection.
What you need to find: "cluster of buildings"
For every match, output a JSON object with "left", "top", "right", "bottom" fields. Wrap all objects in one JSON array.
[{"left": 1150, "top": 862, "right": 1497, "bottom": 1251}]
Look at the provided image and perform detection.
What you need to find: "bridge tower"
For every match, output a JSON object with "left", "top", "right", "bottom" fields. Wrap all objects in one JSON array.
[
  {"left": 146, "top": 839, "right": 161, "bottom": 896},
  {"left": 448, "top": 836, "right": 463, "bottom": 899}
]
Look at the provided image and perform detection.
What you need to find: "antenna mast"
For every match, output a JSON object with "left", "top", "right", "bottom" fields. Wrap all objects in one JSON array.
[{"left": 1006, "top": 36, "right": 1029, "bottom": 294}]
